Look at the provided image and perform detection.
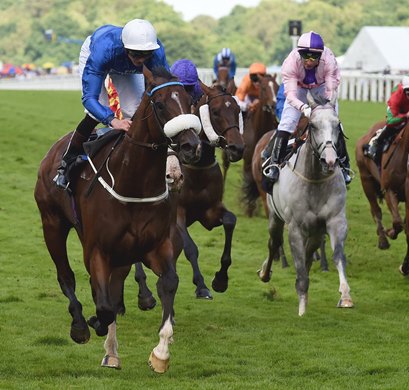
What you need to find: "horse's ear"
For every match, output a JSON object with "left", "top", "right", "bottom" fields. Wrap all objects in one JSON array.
[
  {"left": 143, "top": 65, "right": 154, "bottom": 86},
  {"left": 306, "top": 91, "right": 318, "bottom": 109},
  {"left": 329, "top": 91, "right": 337, "bottom": 108},
  {"left": 199, "top": 79, "right": 211, "bottom": 95}
]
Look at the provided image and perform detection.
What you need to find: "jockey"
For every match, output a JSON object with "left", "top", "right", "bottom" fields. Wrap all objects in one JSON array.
[
  {"left": 365, "top": 75, "right": 409, "bottom": 160},
  {"left": 262, "top": 31, "right": 352, "bottom": 190},
  {"left": 213, "top": 47, "right": 237, "bottom": 80},
  {"left": 171, "top": 59, "right": 203, "bottom": 106},
  {"left": 235, "top": 62, "right": 267, "bottom": 112},
  {"left": 54, "top": 18, "right": 169, "bottom": 189}
]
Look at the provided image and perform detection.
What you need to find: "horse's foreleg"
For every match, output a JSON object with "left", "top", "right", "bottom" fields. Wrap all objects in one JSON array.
[
  {"left": 384, "top": 190, "right": 403, "bottom": 240},
  {"left": 99, "top": 266, "right": 130, "bottom": 369},
  {"left": 288, "top": 227, "right": 309, "bottom": 316},
  {"left": 134, "top": 263, "right": 157, "bottom": 310},
  {"left": 101, "top": 321, "right": 121, "bottom": 369},
  {"left": 258, "top": 215, "right": 284, "bottom": 282},
  {"left": 212, "top": 210, "right": 236, "bottom": 293},
  {"left": 327, "top": 217, "right": 353, "bottom": 308},
  {"left": 147, "top": 243, "right": 178, "bottom": 374},
  {"left": 88, "top": 250, "right": 115, "bottom": 337},
  {"left": 179, "top": 223, "right": 212, "bottom": 299},
  {"left": 319, "top": 235, "right": 328, "bottom": 271},
  {"left": 41, "top": 216, "right": 90, "bottom": 344},
  {"left": 360, "top": 175, "right": 389, "bottom": 249}
]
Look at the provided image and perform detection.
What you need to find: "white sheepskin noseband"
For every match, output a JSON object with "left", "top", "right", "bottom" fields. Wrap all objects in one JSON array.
[
  {"left": 199, "top": 104, "right": 220, "bottom": 143},
  {"left": 163, "top": 114, "right": 201, "bottom": 138}
]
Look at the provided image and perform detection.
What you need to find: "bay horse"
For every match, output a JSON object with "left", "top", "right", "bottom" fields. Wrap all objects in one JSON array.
[
  {"left": 356, "top": 119, "right": 409, "bottom": 273},
  {"left": 257, "top": 93, "right": 353, "bottom": 315},
  {"left": 134, "top": 82, "right": 244, "bottom": 303},
  {"left": 215, "top": 65, "right": 237, "bottom": 95},
  {"left": 240, "top": 73, "right": 279, "bottom": 216},
  {"left": 34, "top": 67, "right": 202, "bottom": 372}
]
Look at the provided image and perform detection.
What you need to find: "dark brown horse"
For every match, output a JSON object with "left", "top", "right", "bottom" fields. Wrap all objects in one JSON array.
[
  {"left": 34, "top": 67, "right": 201, "bottom": 372},
  {"left": 356, "top": 119, "right": 408, "bottom": 251},
  {"left": 135, "top": 82, "right": 244, "bottom": 302},
  {"left": 240, "top": 73, "right": 279, "bottom": 216}
]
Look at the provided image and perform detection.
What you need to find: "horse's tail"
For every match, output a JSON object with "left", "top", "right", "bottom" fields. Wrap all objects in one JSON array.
[{"left": 241, "top": 171, "right": 259, "bottom": 217}]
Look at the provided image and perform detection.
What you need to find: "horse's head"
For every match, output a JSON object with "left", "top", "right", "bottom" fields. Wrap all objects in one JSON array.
[
  {"left": 137, "top": 66, "right": 201, "bottom": 164},
  {"left": 197, "top": 81, "right": 244, "bottom": 162},
  {"left": 258, "top": 74, "right": 278, "bottom": 113},
  {"left": 216, "top": 66, "right": 230, "bottom": 88},
  {"left": 307, "top": 92, "right": 340, "bottom": 173}
]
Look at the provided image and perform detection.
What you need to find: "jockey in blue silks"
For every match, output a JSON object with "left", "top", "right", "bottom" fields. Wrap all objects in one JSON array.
[
  {"left": 213, "top": 47, "right": 237, "bottom": 80},
  {"left": 171, "top": 59, "right": 203, "bottom": 106},
  {"left": 54, "top": 18, "right": 169, "bottom": 189}
]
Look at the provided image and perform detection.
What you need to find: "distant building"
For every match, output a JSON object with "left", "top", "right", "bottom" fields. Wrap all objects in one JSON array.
[{"left": 341, "top": 26, "right": 409, "bottom": 74}]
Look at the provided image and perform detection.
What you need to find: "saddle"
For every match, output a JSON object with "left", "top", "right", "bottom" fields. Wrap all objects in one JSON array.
[{"left": 67, "top": 128, "right": 124, "bottom": 188}]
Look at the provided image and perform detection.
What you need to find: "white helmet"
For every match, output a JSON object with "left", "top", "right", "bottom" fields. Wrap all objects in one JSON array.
[
  {"left": 121, "top": 19, "right": 160, "bottom": 51},
  {"left": 402, "top": 75, "right": 409, "bottom": 90},
  {"left": 221, "top": 47, "right": 231, "bottom": 59}
]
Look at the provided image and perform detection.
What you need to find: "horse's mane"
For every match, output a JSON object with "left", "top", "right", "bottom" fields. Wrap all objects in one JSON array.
[
  {"left": 312, "top": 94, "right": 330, "bottom": 106},
  {"left": 151, "top": 66, "right": 175, "bottom": 80}
]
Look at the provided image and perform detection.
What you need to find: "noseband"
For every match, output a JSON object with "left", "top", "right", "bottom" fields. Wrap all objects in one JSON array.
[{"left": 205, "top": 92, "right": 240, "bottom": 147}]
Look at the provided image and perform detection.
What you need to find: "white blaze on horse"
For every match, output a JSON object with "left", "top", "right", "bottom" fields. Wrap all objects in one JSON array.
[{"left": 258, "top": 92, "right": 353, "bottom": 316}]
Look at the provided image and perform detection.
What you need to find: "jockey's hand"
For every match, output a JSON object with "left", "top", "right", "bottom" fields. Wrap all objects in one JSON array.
[
  {"left": 301, "top": 104, "right": 312, "bottom": 119},
  {"left": 110, "top": 118, "right": 132, "bottom": 131},
  {"left": 249, "top": 99, "right": 260, "bottom": 112}
]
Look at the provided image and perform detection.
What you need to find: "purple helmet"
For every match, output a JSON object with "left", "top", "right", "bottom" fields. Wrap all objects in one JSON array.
[
  {"left": 297, "top": 31, "right": 324, "bottom": 53},
  {"left": 170, "top": 59, "right": 198, "bottom": 86}
]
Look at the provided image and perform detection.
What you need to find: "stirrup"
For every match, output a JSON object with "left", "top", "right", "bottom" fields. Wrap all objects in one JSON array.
[
  {"left": 342, "top": 167, "right": 355, "bottom": 185},
  {"left": 53, "top": 170, "right": 70, "bottom": 190}
]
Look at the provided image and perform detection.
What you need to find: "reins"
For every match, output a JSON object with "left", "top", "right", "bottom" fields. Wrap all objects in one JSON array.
[{"left": 86, "top": 80, "right": 187, "bottom": 203}]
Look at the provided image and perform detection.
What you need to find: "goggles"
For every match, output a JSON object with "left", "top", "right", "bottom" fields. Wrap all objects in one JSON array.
[
  {"left": 250, "top": 73, "right": 261, "bottom": 83},
  {"left": 126, "top": 49, "right": 154, "bottom": 59},
  {"left": 299, "top": 51, "right": 321, "bottom": 61}
]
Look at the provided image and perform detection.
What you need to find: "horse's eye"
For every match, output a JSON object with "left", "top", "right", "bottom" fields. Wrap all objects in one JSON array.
[
  {"left": 155, "top": 101, "right": 165, "bottom": 110},
  {"left": 211, "top": 109, "right": 220, "bottom": 117}
]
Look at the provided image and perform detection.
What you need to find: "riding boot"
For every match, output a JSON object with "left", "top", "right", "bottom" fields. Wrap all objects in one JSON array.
[
  {"left": 53, "top": 114, "right": 99, "bottom": 189},
  {"left": 336, "top": 128, "right": 352, "bottom": 185},
  {"left": 261, "top": 130, "right": 290, "bottom": 193},
  {"left": 365, "top": 126, "right": 386, "bottom": 161}
]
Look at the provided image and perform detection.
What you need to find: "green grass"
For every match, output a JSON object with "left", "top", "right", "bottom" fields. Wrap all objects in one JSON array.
[{"left": 1, "top": 90, "right": 409, "bottom": 389}]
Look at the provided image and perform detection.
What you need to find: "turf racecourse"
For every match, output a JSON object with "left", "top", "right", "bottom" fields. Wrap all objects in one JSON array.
[{"left": 1, "top": 90, "right": 409, "bottom": 389}]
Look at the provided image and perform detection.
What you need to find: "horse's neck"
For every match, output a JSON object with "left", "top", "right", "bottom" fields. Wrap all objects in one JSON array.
[
  {"left": 294, "top": 142, "right": 326, "bottom": 179},
  {"left": 110, "top": 100, "right": 168, "bottom": 193},
  {"left": 252, "top": 107, "right": 275, "bottom": 138}
]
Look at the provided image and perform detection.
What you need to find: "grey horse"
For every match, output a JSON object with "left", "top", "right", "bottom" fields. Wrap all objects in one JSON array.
[{"left": 258, "top": 92, "right": 353, "bottom": 316}]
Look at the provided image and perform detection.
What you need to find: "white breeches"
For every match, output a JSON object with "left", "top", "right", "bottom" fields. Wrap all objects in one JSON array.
[
  {"left": 78, "top": 36, "right": 145, "bottom": 120},
  {"left": 278, "top": 84, "right": 339, "bottom": 134}
]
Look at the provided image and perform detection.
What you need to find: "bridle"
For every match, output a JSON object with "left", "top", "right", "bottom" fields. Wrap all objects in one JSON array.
[
  {"left": 125, "top": 81, "right": 187, "bottom": 151},
  {"left": 205, "top": 91, "right": 240, "bottom": 148}
]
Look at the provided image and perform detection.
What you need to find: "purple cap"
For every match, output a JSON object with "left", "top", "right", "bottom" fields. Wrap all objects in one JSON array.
[
  {"left": 171, "top": 59, "right": 198, "bottom": 86},
  {"left": 297, "top": 31, "right": 324, "bottom": 52}
]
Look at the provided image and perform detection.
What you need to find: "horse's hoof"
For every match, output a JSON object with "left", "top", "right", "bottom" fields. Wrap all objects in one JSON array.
[
  {"left": 257, "top": 269, "right": 272, "bottom": 283},
  {"left": 399, "top": 264, "right": 409, "bottom": 276},
  {"left": 196, "top": 288, "right": 213, "bottom": 299},
  {"left": 148, "top": 351, "right": 169, "bottom": 373},
  {"left": 138, "top": 295, "right": 157, "bottom": 311},
  {"left": 87, "top": 316, "right": 108, "bottom": 337},
  {"left": 101, "top": 354, "right": 121, "bottom": 369},
  {"left": 212, "top": 273, "right": 228, "bottom": 293},
  {"left": 70, "top": 324, "right": 90, "bottom": 344},
  {"left": 378, "top": 240, "right": 390, "bottom": 250},
  {"left": 337, "top": 298, "right": 354, "bottom": 308}
]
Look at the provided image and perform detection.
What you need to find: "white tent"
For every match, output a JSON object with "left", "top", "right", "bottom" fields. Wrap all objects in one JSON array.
[{"left": 341, "top": 26, "right": 409, "bottom": 74}]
